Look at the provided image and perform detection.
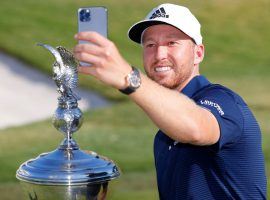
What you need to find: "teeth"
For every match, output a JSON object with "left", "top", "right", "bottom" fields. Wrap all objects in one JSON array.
[{"left": 155, "top": 66, "right": 171, "bottom": 72}]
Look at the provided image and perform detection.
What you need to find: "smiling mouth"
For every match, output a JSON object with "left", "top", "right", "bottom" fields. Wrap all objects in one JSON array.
[{"left": 154, "top": 66, "right": 172, "bottom": 72}]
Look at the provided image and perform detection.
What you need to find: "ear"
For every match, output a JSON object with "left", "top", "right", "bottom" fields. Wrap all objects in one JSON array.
[{"left": 194, "top": 44, "right": 204, "bottom": 65}]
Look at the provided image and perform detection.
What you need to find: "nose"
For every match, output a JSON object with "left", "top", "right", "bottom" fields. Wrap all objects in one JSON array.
[{"left": 155, "top": 45, "right": 168, "bottom": 61}]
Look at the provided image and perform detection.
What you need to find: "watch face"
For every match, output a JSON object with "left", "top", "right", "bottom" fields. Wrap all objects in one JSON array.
[
  {"left": 128, "top": 68, "right": 141, "bottom": 89},
  {"left": 130, "top": 75, "right": 141, "bottom": 88}
]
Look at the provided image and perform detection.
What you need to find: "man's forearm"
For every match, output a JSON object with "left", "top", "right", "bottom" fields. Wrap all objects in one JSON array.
[{"left": 129, "top": 74, "right": 220, "bottom": 145}]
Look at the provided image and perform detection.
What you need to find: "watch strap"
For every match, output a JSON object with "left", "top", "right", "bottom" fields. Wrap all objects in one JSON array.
[{"left": 119, "top": 87, "right": 136, "bottom": 95}]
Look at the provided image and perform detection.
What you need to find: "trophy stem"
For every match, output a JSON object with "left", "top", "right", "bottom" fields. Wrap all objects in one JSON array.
[
  {"left": 67, "top": 126, "right": 72, "bottom": 149},
  {"left": 59, "top": 137, "right": 79, "bottom": 150},
  {"left": 68, "top": 131, "right": 71, "bottom": 149}
]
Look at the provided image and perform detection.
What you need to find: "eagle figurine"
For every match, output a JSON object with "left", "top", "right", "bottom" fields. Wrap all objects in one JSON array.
[{"left": 37, "top": 43, "right": 79, "bottom": 100}]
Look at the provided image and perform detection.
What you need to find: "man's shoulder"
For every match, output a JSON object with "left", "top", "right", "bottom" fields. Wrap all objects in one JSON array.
[{"left": 193, "top": 83, "right": 245, "bottom": 105}]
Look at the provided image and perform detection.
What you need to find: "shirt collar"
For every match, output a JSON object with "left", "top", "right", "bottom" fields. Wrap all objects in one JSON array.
[{"left": 181, "top": 75, "right": 211, "bottom": 98}]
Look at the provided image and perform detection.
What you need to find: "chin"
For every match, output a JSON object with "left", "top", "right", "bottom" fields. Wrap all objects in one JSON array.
[{"left": 156, "top": 80, "right": 176, "bottom": 89}]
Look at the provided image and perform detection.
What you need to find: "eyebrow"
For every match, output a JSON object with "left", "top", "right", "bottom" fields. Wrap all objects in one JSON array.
[
  {"left": 142, "top": 33, "right": 195, "bottom": 46},
  {"left": 166, "top": 34, "right": 183, "bottom": 39}
]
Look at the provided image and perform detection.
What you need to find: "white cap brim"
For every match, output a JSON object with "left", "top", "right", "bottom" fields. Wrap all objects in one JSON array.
[{"left": 128, "top": 20, "right": 169, "bottom": 44}]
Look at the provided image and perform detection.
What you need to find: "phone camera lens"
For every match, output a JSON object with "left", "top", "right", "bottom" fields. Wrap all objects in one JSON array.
[{"left": 80, "top": 9, "right": 91, "bottom": 22}]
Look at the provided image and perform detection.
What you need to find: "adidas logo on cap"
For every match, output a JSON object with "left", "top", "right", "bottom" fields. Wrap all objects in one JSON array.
[{"left": 150, "top": 7, "right": 169, "bottom": 19}]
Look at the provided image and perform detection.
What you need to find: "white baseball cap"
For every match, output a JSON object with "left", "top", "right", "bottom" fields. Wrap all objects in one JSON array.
[{"left": 128, "top": 3, "right": 202, "bottom": 45}]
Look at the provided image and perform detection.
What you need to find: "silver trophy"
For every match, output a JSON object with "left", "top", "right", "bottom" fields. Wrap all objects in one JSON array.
[{"left": 16, "top": 44, "right": 120, "bottom": 200}]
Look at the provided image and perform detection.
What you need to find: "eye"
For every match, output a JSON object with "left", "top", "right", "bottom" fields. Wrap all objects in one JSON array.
[
  {"left": 143, "top": 42, "right": 156, "bottom": 48},
  {"left": 147, "top": 43, "right": 156, "bottom": 48},
  {"left": 168, "top": 41, "right": 178, "bottom": 46}
]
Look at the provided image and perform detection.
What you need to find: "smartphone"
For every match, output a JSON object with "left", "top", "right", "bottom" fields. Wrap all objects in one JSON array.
[{"left": 77, "top": 7, "right": 108, "bottom": 66}]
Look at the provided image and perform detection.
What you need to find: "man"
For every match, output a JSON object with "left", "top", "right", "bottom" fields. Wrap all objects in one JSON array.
[{"left": 74, "top": 3, "right": 267, "bottom": 199}]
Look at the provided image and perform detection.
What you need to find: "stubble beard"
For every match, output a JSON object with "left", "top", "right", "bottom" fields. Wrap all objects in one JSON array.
[{"left": 145, "top": 66, "right": 193, "bottom": 91}]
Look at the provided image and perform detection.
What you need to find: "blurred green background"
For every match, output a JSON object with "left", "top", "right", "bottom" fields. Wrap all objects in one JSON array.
[{"left": 0, "top": 0, "right": 269, "bottom": 199}]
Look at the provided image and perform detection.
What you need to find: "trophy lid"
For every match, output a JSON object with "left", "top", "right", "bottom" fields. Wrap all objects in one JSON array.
[{"left": 16, "top": 141, "right": 120, "bottom": 185}]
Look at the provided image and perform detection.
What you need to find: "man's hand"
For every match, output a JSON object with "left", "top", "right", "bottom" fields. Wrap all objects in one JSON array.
[{"left": 74, "top": 31, "right": 132, "bottom": 89}]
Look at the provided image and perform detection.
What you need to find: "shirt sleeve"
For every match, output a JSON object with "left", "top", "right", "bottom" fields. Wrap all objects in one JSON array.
[{"left": 195, "top": 88, "right": 244, "bottom": 151}]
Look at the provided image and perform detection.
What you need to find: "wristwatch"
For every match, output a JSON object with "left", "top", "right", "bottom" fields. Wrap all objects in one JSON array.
[{"left": 119, "top": 66, "right": 141, "bottom": 95}]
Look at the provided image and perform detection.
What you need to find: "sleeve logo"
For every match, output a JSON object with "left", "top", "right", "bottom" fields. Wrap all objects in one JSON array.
[{"left": 200, "top": 100, "right": 225, "bottom": 116}]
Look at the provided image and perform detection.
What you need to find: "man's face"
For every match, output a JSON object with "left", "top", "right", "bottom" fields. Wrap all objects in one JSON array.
[{"left": 142, "top": 24, "right": 200, "bottom": 91}]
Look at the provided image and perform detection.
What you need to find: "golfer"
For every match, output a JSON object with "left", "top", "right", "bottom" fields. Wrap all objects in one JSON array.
[{"left": 74, "top": 3, "right": 267, "bottom": 199}]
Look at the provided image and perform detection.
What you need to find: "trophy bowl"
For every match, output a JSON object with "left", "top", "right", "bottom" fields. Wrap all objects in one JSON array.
[{"left": 20, "top": 183, "right": 103, "bottom": 200}]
